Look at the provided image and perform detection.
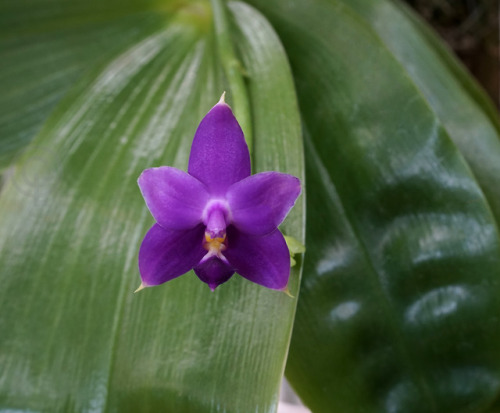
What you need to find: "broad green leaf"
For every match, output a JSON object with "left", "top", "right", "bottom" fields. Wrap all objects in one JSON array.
[
  {"left": 339, "top": 0, "right": 500, "bottom": 227},
  {"left": 244, "top": 0, "right": 500, "bottom": 411},
  {"left": 0, "top": 2, "right": 304, "bottom": 412},
  {"left": 0, "top": 0, "right": 229, "bottom": 170},
  {"left": 0, "top": 0, "right": 175, "bottom": 169},
  {"left": 390, "top": 0, "right": 500, "bottom": 132}
]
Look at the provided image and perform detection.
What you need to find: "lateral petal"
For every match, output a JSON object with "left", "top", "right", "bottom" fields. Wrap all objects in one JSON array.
[
  {"left": 225, "top": 226, "right": 290, "bottom": 290},
  {"left": 188, "top": 102, "right": 251, "bottom": 195},
  {"left": 138, "top": 167, "right": 209, "bottom": 230},
  {"left": 139, "top": 223, "right": 205, "bottom": 286},
  {"left": 227, "top": 172, "right": 301, "bottom": 235},
  {"left": 193, "top": 256, "right": 235, "bottom": 291}
]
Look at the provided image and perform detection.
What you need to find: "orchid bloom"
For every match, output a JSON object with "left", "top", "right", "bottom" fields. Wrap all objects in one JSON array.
[{"left": 137, "top": 94, "right": 301, "bottom": 291}]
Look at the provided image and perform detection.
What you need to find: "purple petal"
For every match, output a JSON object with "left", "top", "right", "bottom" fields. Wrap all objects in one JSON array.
[
  {"left": 224, "top": 226, "right": 290, "bottom": 290},
  {"left": 194, "top": 257, "right": 235, "bottom": 291},
  {"left": 139, "top": 223, "right": 206, "bottom": 286},
  {"left": 138, "top": 167, "right": 209, "bottom": 230},
  {"left": 188, "top": 102, "right": 250, "bottom": 196},
  {"left": 227, "top": 172, "right": 301, "bottom": 236}
]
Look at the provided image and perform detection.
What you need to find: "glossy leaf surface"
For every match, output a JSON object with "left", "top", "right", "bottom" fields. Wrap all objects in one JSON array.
[
  {"left": 244, "top": 0, "right": 500, "bottom": 411},
  {"left": 340, "top": 0, "right": 500, "bottom": 224},
  {"left": 0, "top": 2, "right": 304, "bottom": 411}
]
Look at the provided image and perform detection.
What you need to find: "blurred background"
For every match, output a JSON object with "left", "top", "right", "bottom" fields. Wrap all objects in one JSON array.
[{"left": 404, "top": 0, "right": 499, "bottom": 108}]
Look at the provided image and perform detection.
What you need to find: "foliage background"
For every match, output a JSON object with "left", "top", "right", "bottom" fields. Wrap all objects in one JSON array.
[{"left": 1, "top": 0, "right": 500, "bottom": 412}]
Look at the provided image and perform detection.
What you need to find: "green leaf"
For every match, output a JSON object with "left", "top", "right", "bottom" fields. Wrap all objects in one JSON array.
[
  {"left": 390, "top": 0, "right": 500, "bottom": 132},
  {"left": 0, "top": 2, "right": 304, "bottom": 411},
  {"left": 340, "top": 0, "right": 500, "bottom": 227},
  {"left": 284, "top": 236, "right": 306, "bottom": 267},
  {"left": 0, "top": 0, "right": 168, "bottom": 169},
  {"left": 244, "top": 0, "right": 500, "bottom": 411}
]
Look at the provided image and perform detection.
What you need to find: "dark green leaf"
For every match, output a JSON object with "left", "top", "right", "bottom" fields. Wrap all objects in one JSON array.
[
  {"left": 390, "top": 0, "right": 500, "bottom": 132},
  {"left": 244, "top": 0, "right": 500, "bottom": 411},
  {"left": 340, "top": 0, "right": 500, "bottom": 227}
]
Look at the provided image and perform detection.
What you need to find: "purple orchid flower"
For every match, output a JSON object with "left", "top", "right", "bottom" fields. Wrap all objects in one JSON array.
[{"left": 136, "top": 94, "right": 301, "bottom": 291}]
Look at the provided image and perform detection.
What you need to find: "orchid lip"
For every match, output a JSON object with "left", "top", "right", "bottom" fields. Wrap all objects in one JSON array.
[{"left": 200, "top": 232, "right": 229, "bottom": 265}]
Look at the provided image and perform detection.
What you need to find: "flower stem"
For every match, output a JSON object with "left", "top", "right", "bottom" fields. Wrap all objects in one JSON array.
[{"left": 210, "top": 0, "right": 253, "bottom": 155}]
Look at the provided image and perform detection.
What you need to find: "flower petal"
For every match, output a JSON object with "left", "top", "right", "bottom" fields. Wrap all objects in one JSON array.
[
  {"left": 138, "top": 167, "right": 209, "bottom": 230},
  {"left": 139, "top": 223, "right": 205, "bottom": 286},
  {"left": 227, "top": 172, "right": 301, "bottom": 235},
  {"left": 193, "top": 257, "right": 235, "bottom": 291},
  {"left": 188, "top": 102, "right": 251, "bottom": 195},
  {"left": 224, "top": 226, "right": 290, "bottom": 290}
]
